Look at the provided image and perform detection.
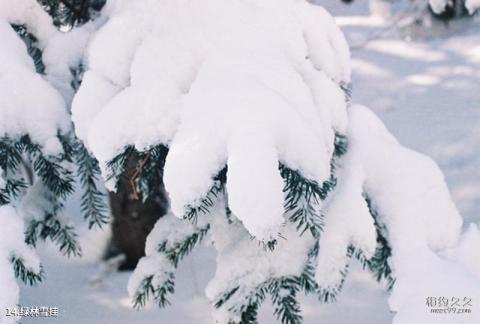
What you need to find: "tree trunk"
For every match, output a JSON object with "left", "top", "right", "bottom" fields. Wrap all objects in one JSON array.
[{"left": 106, "top": 154, "right": 169, "bottom": 270}]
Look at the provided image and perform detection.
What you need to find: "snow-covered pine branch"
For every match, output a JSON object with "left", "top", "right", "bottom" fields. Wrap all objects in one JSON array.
[
  {"left": 0, "top": 0, "right": 106, "bottom": 320},
  {"left": 429, "top": 0, "right": 480, "bottom": 14},
  {"left": 72, "top": 0, "right": 480, "bottom": 323},
  {"left": 73, "top": 0, "right": 351, "bottom": 240},
  {"left": 1, "top": 0, "right": 479, "bottom": 323}
]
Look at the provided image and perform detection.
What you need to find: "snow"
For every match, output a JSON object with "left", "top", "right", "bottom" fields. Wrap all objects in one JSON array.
[
  {"left": 315, "top": 98, "right": 478, "bottom": 323},
  {"left": 43, "top": 21, "right": 103, "bottom": 102},
  {"left": 128, "top": 211, "right": 213, "bottom": 305},
  {"left": 0, "top": 2, "right": 103, "bottom": 321},
  {"left": 447, "top": 224, "right": 480, "bottom": 276},
  {"left": 0, "top": 19, "right": 68, "bottom": 152},
  {"left": 349, "top": 105, "right": 463, "bottom": 253},
  {"left": 71, "top": 71, "right": 120, "bottom": 146},
  {"left": 428, "top": 0, "right": 448, "bottom": 14},
  {"left": 426, "top": 0, "right": 480, "bottom": 15},
  {"left": 0, "top": 206, "right": 41, "bottom": 324},
  {"left": 127, "top": 254, "right": 174, "bottom": 302},
  {"left": 315, "top": 150, "right": 377, "bottom": 290},
  {"left": 11, "top": 1, "right": 480, "bottom": 324},
  {"left": 206, "top": 202, "right": 315, "bottom": 321},
  {"left": 0, "top": 0, "right": 56, "bottom": 48},
  {"left": 75, "top": 0, "right": 351, "bottom": 240},
  {"left": 1, "top": 0, "right": 106, "bottom": 150},
  {"left": 346, "top": 105, "right": 479, "bottom": 323},
  {"left": 0, "top": 0, "right": 96, "bottom": 152},
  {"left": 398, "top": 0, "right": 479, "bottom": 16},
  {"left": 466, "top": 0, "right": 480, "bottom": 13}
]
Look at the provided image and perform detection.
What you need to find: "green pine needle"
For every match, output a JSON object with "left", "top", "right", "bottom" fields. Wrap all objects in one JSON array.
[
  {"left": 10, "top": 257, "right": 44, "bottom": 286},
  {"left": 75, "top": 141, "right": 109, "bottom": 228}
]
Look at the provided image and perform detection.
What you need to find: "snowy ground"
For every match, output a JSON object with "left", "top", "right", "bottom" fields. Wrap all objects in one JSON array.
[{"left": 20, "top": 2, "right": 480, "bottom": 324}]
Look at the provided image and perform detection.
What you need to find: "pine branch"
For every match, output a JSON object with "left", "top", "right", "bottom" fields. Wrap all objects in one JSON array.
[
  {"left": 70, "top": 62, "right": 84, "bottom": 91},
  {"left": 158, "top": 224, "right": 210, "bottom": 267},
  {"left": 279, "top": 135, "right": 348, "bottom": 238},
  {"left": 214, "top": 287, "right": 240, "bottom": 309},
  {"left": 39, "top": 0, "right": 106, "bottom": 27},
  {"left": 153, "top": 273, "right": 176, "bottom": 308},
  {"left": 32, "top": 154, "right": 74, "bottom": 198},
  {"left": 132, "top": 273, "right": 175, "bottom": 309},
  {"left": 270, "top": 278, "right": 303, "bottom": 324},
  {"left": 25, "top": 211, "right": 82, "bottom": 257},
  {"left": 351, "top": 197, "right": 395, "bottom": 290},
  {"left": 105, "top": 145, "right": 136, "bottom": 191},
  {"left": 11, "top": 24, "right": 45, "bottom": 74},
  {"left": 74, "top": 141, "right": 109, "bottom": 228},
  {"left": 228, "top": 283, "right": 269, "bottom": 324},
  {"left": 213, "top": 232, "right": 344, "bottom": 323},
  {"left": 0, "top": 139, "right": 23, "bottom": 173},
  {"left": 134, "top": 145, "right": 168, "bottom": 203},
  {"left": 280, "top": 165, "right": 332, "bottom": 238},
  {"left": 106, "top": 145, "right": 168, "bottom": 204},
  {"left": 132, "top": 275, "right": 155, "bottom": 309},
  {"left": 183, "top": 167, "right": 227, "bottom": 224},
  {"left": 134, "top": 224, "right": 211, "bottom": 309},
  {"left": 0, "top": 178, "right": 27, "bottom": 205},
  {"left": 334, "top": 133, "right": 348, "bottom": 158},
  {"left": 298, "top": 243, "right": 320, "bottom": 294},
  {"left": 316, "top": 266, "right": 349, "bottom": 303},
  {"left": 15, "top": 135, "right": 75, "bottom": 199},
  {"left": 215, "top": 246, "right": 322, "bottom": 324},
  {"left": 233, "top": 304, "right": 260, "bottom": 324},
  {"left": 10, "top": 257, "right": 44, "bottom": 286},
  {"left": 340, "top": 82, "right": 352, "bottom": 104}
]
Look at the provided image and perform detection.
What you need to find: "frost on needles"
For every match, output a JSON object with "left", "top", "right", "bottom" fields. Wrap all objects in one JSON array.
[{"left": 1, "top": 1, "right": 479, "bottom": 324}]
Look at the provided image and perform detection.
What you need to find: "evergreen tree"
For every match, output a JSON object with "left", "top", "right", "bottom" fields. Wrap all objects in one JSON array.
[
  {"left": 71, "top": 1, "right": 480, "bottom": 324},
  {"left": 0, "top": 1, "right": 105, "bottom": 320},
  {"left": 0, "top": 1, "right": 479, "bottom": 324}
]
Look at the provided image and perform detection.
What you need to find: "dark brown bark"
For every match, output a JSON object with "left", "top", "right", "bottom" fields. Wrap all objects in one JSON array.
[{"left": 106, "top": 154, "right": 169, "bottom": 270}]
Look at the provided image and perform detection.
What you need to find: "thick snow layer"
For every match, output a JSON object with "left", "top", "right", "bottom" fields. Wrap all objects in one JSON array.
[
  {"left": 466, "top": 0, "right": 480, "bottom": 13},
  {"left": 0, "top": 206, "right": 41, "bottom": 324},
  {"left": 428, "top": 0, "right": 448, "bottom": 14},
  {"left": 315, "top": 102, "right": 474, "bottom": 306},
  {"left": 128, "top": 211, "right": 212, "bottom": 302},
  {"left": 18, "top": 5, "right": 480, "bottom": 324},
  {"left": 127, "top": 254, "right": 174, "bottom": 302},
  {"left": 348, "top": 105, "right": 463, "bottom": 253},
  {"left": 0, "top": 0, "right": 85, "bottom": 155},
  {"left": 315, "top": 152, "right": 377, "bottom": 289},
  {"left": 144, "top": 211, "right": 211, "bottom": 257},
  {"left": 74, "top": 0, "right": 351, "bottom": 240},
  {"left": 427, "top": 0, "right": 479, "bottom": 14},
  {"left": 205, "top": 201, "right": 315, "bottom": 322},
  {"left": 1, "top": 0, "right": 105, "bottom": 149},
  {"left": 0, "top": 0, "right": 56, "bottom": 48},
  {"left": 43, "top": 21, "right": 102, "bottom": 102},
  {"left": 0, "top": 20, "right": 69, "bottom": 153},
  {"left": 347, "top": 105, "right": 479, "bottom": 324}
]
